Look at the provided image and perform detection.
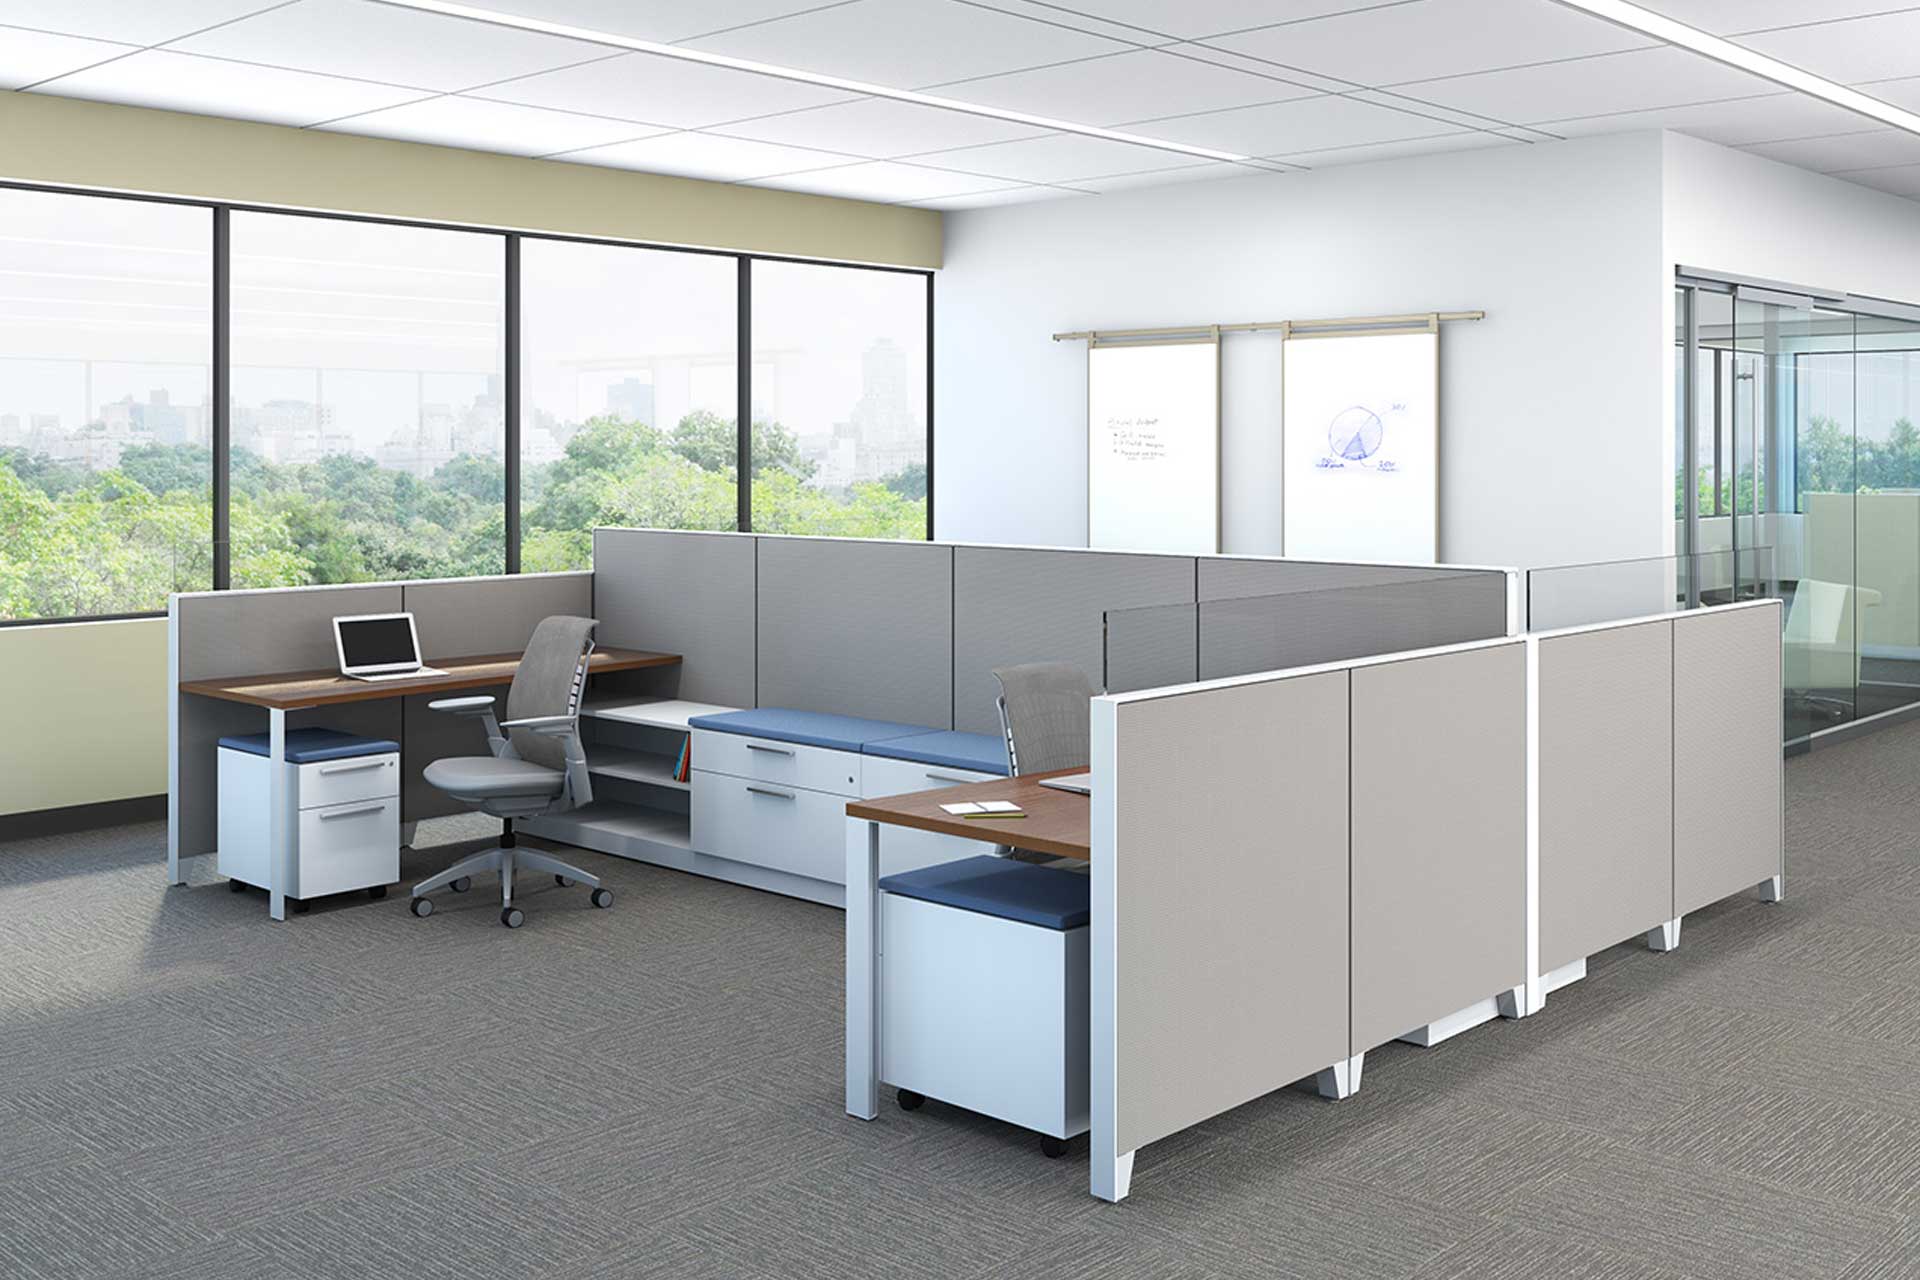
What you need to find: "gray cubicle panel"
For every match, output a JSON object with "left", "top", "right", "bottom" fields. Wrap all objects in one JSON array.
[
  {"left": 1349, "top": 642, "right": 1527, "bottom": 1053},
  {"left": 755, "top": 536, "right": 954, "bottom": 728},
  {"left": 398, "top": 573, "right": 595, "bottom": 823},
  {"left": 1198, "top": 558, "right": 1510, "bottom": 681},
  {"left": 1672, "top": 602, "right": 1784, "bottom": 916},
  {"left": 1110, "top": 672, "right": 1350, "bottom": 1158},
  {"left": 1537, "top": 620, "right": 1675, "bottom": 974},
  {"left": 951, "top": 547, "right": 1194, "bottom": 734},
  {"left": 592, "top": 528, "right": 756, "bottom": 709},
  {"left": 173, "top": 584, "right": 403, "bottom": 857}
]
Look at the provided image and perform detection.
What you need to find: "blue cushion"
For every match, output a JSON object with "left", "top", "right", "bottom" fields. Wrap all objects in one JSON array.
[
  {"left": 218, "top": 728, "right": 399, "bottom": 764},
  {"left": 879, "top": 855, "right": 1090, "bottom": 931},
  {"left": 687, "top": 708, "right": 930, "bottom": 753},
  {"left": 863, "top": 730, "right": 1010, "bottom": 776}
]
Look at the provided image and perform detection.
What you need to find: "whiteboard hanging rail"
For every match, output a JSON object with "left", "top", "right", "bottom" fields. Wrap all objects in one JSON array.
[{"left": 1054, "top": 310, "right": 1485, "bottom": 343}]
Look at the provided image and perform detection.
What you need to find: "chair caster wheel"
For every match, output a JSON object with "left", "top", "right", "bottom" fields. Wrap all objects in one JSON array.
[
  {"left": 291, "top": 898, "right": 310, "bottom": 914},
  {"left": 1040, "top": 1135, "right": 1067, "bottom": 1159},
  {"left": 410, "top": 897, "right": 433, "bottom": 918},
  {"left": 450, "top": 876, "right": 472, "bottom": 894},
  {"left": 501, "top": 907, "right": 525, "bottom": 929},
  {"left": 555, "top": 874, "right": 573, "bottom": 887},
  {"left": 897, "top": 1089, "right": 925, "bottom": 1112},
  {"left": 590, "top": 888, "right": 613, "bottom": 909},
  {"left": 368, "top": 885, "right": 387, "bottom": 900}
]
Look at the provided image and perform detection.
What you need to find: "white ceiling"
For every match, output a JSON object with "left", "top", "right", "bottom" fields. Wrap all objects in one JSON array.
[{"left": 6, "top": 0, "right": 1920, "bottom": 207}]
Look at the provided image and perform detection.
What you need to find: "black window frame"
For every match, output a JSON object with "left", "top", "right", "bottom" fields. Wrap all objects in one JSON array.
[{"left": 0, "top": 178, "right": 936, "bottom": 628}]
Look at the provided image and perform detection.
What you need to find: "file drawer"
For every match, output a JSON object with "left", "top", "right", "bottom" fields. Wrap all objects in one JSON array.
[
  {"left": 859, "top": 756, "right": 1004, "bottom": 876},
  {"left": 295, "top": 796, "right": 400, "bottom": 899},
  {"left": 692, "top": 770, "right": 847, "bottom": 885},
  {"left": 297, "top": 753, "right": 399, "bottom": 811},
  {"left": 691, "top": 729, "right": 861, "bottom": 797}
]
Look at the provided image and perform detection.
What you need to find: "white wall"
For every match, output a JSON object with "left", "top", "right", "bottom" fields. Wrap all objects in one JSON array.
[{"left": 934, "top": 132, "right": 1671, "bottom": 570}]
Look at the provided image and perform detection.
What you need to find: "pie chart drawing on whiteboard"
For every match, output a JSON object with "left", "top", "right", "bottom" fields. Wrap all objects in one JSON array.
[{"left": 1317, "top": 404, "right": 1398, "bottom": 472}]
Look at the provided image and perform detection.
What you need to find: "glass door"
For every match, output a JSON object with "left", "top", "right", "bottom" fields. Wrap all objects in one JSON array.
[{"left": 1852, "top": 312, "right": 1920, "bottom": 720}]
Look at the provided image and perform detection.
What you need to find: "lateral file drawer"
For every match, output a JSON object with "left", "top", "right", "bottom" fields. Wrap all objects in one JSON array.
[
  {"left": 859, "top": 756, "right": 1004, "bottom": 876},
  {"left": 297, "top": 753, "right": 400, "bottom": 811},
  {"left": 691, "top": 770, "right": 846, "bottom": 885},
  {"left": 294, "top": 797, "right": 400, "bottom": 899},
  {"left": 691, "top": 729, "right": 861, "bottom": 797}
]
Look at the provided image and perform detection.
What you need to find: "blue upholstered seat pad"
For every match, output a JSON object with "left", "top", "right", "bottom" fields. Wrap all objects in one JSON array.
[
  {"left": 217, "top": 728, "right": 399, "bottom": 764},
  {"left": 879, "top": 855, "right": 1090, "bottom": 930},
  {"left": 687, "top": 708, "right": 928, "bottom": 753},
  {"left": 862, "top": 730, "right": 1010, "bottom": 776}
]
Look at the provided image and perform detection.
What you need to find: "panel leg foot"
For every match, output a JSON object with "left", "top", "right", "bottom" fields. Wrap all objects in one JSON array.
[
  {"left": 1496, "top": 984, "right": 1532, "bottom": 1020},
  {"left": 1648, "top": 917, "right": 1682, "bottom": 952},
  {"left": 400, "top": 821, "right": 418, "bottom": 849},
  {"left": 1758, "top": 874, "right": 1784, "bottom": 904},
  {"left": 1092, "top": 1150, "right": 1134, "bottom": 1203},
  {"left": 1316, "top": 1053, "right": 1365, "bottom": 1100}
]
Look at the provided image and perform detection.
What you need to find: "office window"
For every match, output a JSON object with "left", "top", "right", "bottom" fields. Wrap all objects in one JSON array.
[
  {"left": 750, "top": 261, "right": 928, "bottom": 538},
  {"left": 519, "top": 239, "right": 738, "bottom": 571},
  {"left": 0, "top": 189, "right": 212, "bottom": 621},
  {"left": 228, "top": 212, "right": 505, "bottom": 586}
]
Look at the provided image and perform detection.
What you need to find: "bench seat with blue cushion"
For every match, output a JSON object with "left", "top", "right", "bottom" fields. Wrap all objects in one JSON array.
[
  {"left": 217, "top": 728, "right": 399, "bottom": 764},
  {"left": 686, "top": 707, "right": 930, "bottom": 753},
  {"left": 863, "top": 730, "right": 1009, "bottom": 776},
  {"left": 879, "top": 854, "right": 1090, "bottom": 931}
]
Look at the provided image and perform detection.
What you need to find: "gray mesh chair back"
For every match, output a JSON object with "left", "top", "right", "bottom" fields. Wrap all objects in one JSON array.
[
  {"left": 505, "top": 615, "right": 596, "bottom": 770},
  {"left": 993, "top": 662, "right": 1096, "bottom": 776}
]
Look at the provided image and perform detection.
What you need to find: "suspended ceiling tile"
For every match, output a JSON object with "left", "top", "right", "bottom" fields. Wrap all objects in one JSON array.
[
  {"left": 1742, "top": 130, "right": 1920, "bottom": 176},
  {"left": 909, "top": 184, "right": 1073, "bottom": 210},
  {"left": 1274, "top": 130, "right": 1526, "bottom": 170},
  {"left": 1833, "top": 162, "right": 1920, "bottom": 199},
  {"left": 171, "top": 0, "right": 615, "bottom": 92},
  {"left": 28, "top": 49, "right": 432, "bottom": 127},
  {"left": 1060, "top": 159, "right": 1254, "bottom": 192},
  {"left": 1865, "top": 75, "right": 1920, "bottom": 114},
  {"left": 1404, "top": 46, "right": 1778, "bottom": 125},
  {"left": 0, "top": 27, "right": 130, "bottom": 89},
  {"left": 474, "top": 49, "right": 858, "bottom": 129},
  {"left": 1129, "top": 93, "right": 1469, "bottom": 157},
  {"left": 318, "top": 94, "right": 667, "bottom": 156},
  {"left": 1634, "top": 0, "right": 1920, "bottom": 36},
  {"left": 713, "top": 97, "right": 1050, "bottom": 159},
  {"left": 0, "top": 1, "right": 283, "bottom": 46},
  {"left": 987, "top": 0, "right": 1402, "bottom": 42},
  {"left": 1544, "top": 92, "right": 1875, "bottom": 147},
  {"left": 748, "top": 159, "right": 1026, "bottom": 202},
  {"left": 946, "top": 46, "right": 1319, "bottom": 127},
  {"left": 555, "top": 130, "right": 856, "bottom": 181},
  {"left": 681, "top": 0, "right": 1130, "bottom": 89},
  {"left": 910, "top": 132, "right": 1211, "bottom": 183},
  {"left": 444, "top": 0, "right": 846, "bottom": 44},
  {"left": 1205, "top": 0, "right": 1652, "bottom": 88},
  {"left": 1734, "top": 11, "right": 1920, "bottom": 87}
]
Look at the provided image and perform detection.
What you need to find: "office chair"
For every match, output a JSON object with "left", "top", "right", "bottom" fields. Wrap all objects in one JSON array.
[
  {"left": 409, "top": 615, "right": 614, "bottom": 928},
  {"left": 991, "top": 662, "right": 1096, "bottom": 866}
]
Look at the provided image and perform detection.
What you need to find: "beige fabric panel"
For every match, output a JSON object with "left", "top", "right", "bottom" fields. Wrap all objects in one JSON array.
[
  {"left": 403, "top": 574, "right": 592, "bottom": 660},
  {"left": 592, "top": 529, "right": 757, "bottom": 709},
  {"left": 1350, "top": 643, "right": 1527, "bottom": 1052},
  {"left": 1537, "top": 621, "right": 1674, "bottom": 973},
  {"left": 1673, "top": 604, "right": 1784, "bottom": 915},
  {"left": 1113, "top": 672, "right": 1350, "bottom": 1156}
]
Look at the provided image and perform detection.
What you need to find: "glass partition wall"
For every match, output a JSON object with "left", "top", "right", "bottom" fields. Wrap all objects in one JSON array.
[{"left": 1679, "top": 273, "right": 1920, "bottom": 744}]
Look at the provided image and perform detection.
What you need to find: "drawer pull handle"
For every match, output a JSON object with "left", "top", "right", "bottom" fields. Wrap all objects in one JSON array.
[
  {"left": 924, "top": 771, "right": 973, "bottom": 784},
  {"left": 745, "top": 743, "right": 796, "bottom": 757},
  {"left": 746, "top": 785, "right": 797, "bottom": 801},
  {"left": 318, "top": 759, "right": 388, "bottom": 775},
  {"left": 319, "top": 802, "right": 388, "bottom": 820}
]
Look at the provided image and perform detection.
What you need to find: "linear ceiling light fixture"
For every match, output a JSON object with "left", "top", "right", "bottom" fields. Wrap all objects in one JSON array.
[
  {"left": 370, "top": 0, "right": 1254, "bottom": 163},
  {"left": 1552, "top": 0, "right": 1920, "bottom": 136}
]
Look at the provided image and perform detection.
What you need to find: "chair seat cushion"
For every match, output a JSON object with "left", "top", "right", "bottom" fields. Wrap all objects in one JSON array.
[
  {"left": 862, "top": 730, "right": 1009, "bottom": 776},
  {"left": 879, "top": 855, "right": 1090, "bottom": 930},
  {"left": 218, "top": 728, "right": 399, "bottom": 764},
  {"left": 687, "top": 707, "right": 930, "bottom": 753},
  {"left": 423, "top": 756, "right": 563, "bottom": 800}
]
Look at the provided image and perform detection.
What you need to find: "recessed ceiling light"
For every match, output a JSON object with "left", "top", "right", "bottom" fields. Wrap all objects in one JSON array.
[
  {"left": 369, "top": 0, "right": 1255, "bottom": 165},
  {"left": 1552, "top": 0, "right": 1920, "bottom": 136}
]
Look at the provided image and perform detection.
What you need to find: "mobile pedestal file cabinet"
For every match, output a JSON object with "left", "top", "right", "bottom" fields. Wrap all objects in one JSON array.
[{"left": 218, "top": 729, "right": 400, "bottom": 907}]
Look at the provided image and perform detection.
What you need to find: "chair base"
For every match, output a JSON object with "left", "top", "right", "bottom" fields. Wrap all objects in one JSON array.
[{"left": 411, "top": 821, "right": 601, "bottom": 917}]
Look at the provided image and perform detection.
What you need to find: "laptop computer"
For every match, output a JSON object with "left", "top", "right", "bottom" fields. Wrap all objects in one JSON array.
[
  {"left": 1038, "top": 773, "right": 1092, "bottom": 795},
  {"left": 332, "top": 612, "right": 447, "bottom": 682}
]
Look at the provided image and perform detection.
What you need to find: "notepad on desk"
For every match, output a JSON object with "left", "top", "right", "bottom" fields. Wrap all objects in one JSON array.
[{"left": 939, "top": 800, "right": 1026, "bottom": 819}]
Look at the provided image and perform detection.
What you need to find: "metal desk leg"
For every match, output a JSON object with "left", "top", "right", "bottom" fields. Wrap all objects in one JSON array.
[
  {"left": 845, "top": 817, "right": 880, "bottom": 1120},
  {"left": 267, "top": 707, "right": 288, "bottom": 922}
]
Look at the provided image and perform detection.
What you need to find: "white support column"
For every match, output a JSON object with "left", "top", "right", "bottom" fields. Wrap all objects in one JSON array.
[
  {"left": 1089, "top": 697, "right": 1131, "bottom": 1203},
  {"left": 166, "top": 597, "right": 184, "bottom": 886},
  {"left": 845, "top": 817, "right": 880, "bottom": 1121},
  {"left": 1648, "top": 917, "right": 1682, "bottom": 952},
  {"left": 267, "top": 706, "right": 288, "bottom": 921},
  {"left": 1520, "top": 635, "right": 1543, "bottom": 1016}
]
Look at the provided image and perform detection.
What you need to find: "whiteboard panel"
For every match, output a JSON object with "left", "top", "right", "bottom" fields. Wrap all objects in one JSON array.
[
  {"left": 1089, "top": 341, "right": 1220, "bottom": 553},
  {"left": 1282, "top": 331, "right": 1439, "bottom": 562}
]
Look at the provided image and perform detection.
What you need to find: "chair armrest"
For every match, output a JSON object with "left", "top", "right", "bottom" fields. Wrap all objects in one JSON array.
[
  {"left": 429, "top": 696, "right": 497, "bottom": 715},
  {"left": 499, "top": 714, "right": 577, "bottom": 736}
]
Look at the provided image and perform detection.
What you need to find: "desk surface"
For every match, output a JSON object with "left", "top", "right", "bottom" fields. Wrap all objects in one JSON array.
[
  {"left": 846, "top": 768, "right": 1090, "bottom": 862},
  {"left": 179, "top": 648, "right": 681, "bottom": 710}
]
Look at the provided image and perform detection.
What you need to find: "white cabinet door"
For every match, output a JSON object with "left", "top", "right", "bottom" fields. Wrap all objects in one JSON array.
[
  {"left": 691, "top": 730, "right": 862, "bottom": 796},
  {"left": 691, "top": 770, "right": 848, "bottom": 885}
]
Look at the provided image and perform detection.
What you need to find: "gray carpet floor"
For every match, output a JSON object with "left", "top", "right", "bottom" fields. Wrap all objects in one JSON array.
[{"left": 4, "top": 723, "right": 1920, "bottom": 1280}]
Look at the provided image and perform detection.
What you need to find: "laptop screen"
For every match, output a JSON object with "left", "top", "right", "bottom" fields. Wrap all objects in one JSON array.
[{"left": 337, "top": 616, "right": 418, "bottom": 670}]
